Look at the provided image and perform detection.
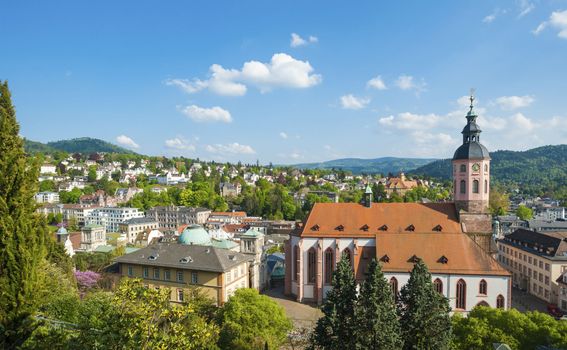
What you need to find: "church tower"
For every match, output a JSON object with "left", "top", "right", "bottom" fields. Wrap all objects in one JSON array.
[
  {"left": 453, "top": 93, "right": 490, "bottom": 213},
  {"left": 452, "top": 92, "right": 493, "bottom": 252}
]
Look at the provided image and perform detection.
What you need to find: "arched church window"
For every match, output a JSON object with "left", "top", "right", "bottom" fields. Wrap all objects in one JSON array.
[
  {"left": 479, "top": 279, "right": 487, "bottom": 295},
  {"left": 473, "top": 180, "right": 479, "bottom": 194},
  {"left": 390, "top": 277, "right": 398, "bottom": 297},
  {"left": 496, "top": 295, "right": 505, "bottom": 308},
  {"left": 456, "top": 279, "right": 467, "bottom": 310},
  {"left": 434, "top": 278, "right": 443, "bottom": 294},
  {"left": 324, "top": 248, "right": 334, "bottom": 284},
  {"left": 293, "top": 245, "right": 299, "bottom": 281},
  {"left": 484, "top": 180, "right": 488, "bottom": 193},
  {"left": 307, "top": 248, "right": 316, "bottom": 283},
  {"left": 484, "top": 164, "right": 488, "bottom": 172},
  {"left": 460, "top": 164, "right": 466, "bottom": 172},
  {"left": 460, "top": 180, "right": 466, "bottom": 194}
]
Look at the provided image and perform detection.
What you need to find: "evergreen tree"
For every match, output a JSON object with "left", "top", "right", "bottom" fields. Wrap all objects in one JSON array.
[
  {"left": 310, "top": 255, "right": 358, "bottom": 350},
  {"left": 0, "top": 81, "right": 49, "bottom": 348},
  {"left": 356, "top": 259, "right": 402, "bottom": 350},
  {"left": 398, "top": 259, "right": 452, "bottom": 350}
]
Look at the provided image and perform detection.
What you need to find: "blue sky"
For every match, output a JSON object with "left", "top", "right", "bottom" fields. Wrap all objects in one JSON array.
[{"left": 1, "top": 1, "right": 567, "bottom": 163}]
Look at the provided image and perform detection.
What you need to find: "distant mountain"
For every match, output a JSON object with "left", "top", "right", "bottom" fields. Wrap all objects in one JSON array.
[
  {"left": 294, "top": 157, "right": 438, "bottom": 175},
  {"left": 412, "top": 145, "right": 567, "bottom": 194},
  {"left": 24, "top": 137, "right": 137, "bottom": 155}
]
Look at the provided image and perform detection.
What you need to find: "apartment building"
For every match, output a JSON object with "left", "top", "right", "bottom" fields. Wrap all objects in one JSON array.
[
  {"left": 146, "top": 206, "right": 211, "bottom": 230},
  {"left": 497, "top": 228, "right": 567, "bottom": 304}
]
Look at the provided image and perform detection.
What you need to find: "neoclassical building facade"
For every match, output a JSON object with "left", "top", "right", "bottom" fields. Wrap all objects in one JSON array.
[{"left": 284, "top": 94, "right": 511, "bottom": 313}]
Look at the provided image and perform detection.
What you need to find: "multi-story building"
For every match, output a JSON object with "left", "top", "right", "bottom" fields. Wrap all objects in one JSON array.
[
  {"left": 119, "top": 217, "right": 159, "bottom": 244},
  {"left": 40, "top": 164, "right": 57, "bottom": 174},
  {"left": 284, "top": 95, "right": 511, "bottom": 313},
  {"left": 114, "top": 242, "right": 250, "bottom": 305},
  {"left": 35, "top": 191, "right": 60, "bottom": 204},
  {"left": 528, "top": 219, "right": 567, "bottom": 233},
  {"left": 85, "top": 207, "right": 144, "bottom": 233},
  {"left": 207, "top": 211, "right": 247, "bottom": 229},
  {"left": 79, "top": 223, "right": 106, "bottom": 252},
  {"left": 497, "top": 228, "right": 567, "bottom": 304},
  {"left": 557, "top": 271, "right": 567, "bottom": 312},
  {"left": 36, "top": 204, "right": 100, "bottom": 225},
  {"left": 219, "top": 182, "right": 242, "bottom": 197},
  {"left": 146, "top": 206, "right": 211, "bottom": 230}
]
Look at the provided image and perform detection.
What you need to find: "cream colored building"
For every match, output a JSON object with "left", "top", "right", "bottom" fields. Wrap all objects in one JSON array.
[
  {"left": 557, "top": 271, "right": 567, "bottom": 312},
  {"left": 497, "top": 228, "right": 567, "bottom": 304},
  {"left": 114, "top": 243, "right": 249, "bottom": 305}
]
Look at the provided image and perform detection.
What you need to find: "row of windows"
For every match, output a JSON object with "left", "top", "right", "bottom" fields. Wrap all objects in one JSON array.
[
  {"left": 296, "top": 247, "right": 353, "bottom": 284},
  {"left": 226, "top": 265, "right": 245, "bottom": 283},
  {"left": 389, "top": 277, "right": 504, "bottom": 309},
  {"left": 129, "top": 266, "right": 198, "bottom": 284},
  {"left": 458, "top": 179, "right": 488, "bottom": 194},
  {"left": 499, "top": 244, "right": 550, "bottom": 271}
]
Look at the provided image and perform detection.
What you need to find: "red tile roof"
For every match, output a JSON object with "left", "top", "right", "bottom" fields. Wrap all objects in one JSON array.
[
  {"left": 376, "top": 233, "right": 510, "bottom": 276},
  {"left": 299, "top": 202, "right": 462, "bottom": 237}
]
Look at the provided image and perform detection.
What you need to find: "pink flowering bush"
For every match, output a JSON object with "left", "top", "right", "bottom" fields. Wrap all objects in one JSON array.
[{"left": 74, "top": 270, "right": 101, "bottom": 291}]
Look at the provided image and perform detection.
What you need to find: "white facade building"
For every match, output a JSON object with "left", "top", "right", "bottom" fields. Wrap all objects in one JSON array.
[
  {"left": 85, "top": 207, "right": 144, "bottom": 233},
  {"left": 35, "top": 191, "right": 60, "bottom": 204}
]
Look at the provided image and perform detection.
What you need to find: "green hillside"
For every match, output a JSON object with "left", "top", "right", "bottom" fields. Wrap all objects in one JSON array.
[
  {"left": 294, "top": 157, "right": 437, "bottom": 175},
  {"left": 412, "top": 145, "right": 567, "bottom": 196},
  {"left": 24, "top": 137, "right": 136, "bottom": 155}
]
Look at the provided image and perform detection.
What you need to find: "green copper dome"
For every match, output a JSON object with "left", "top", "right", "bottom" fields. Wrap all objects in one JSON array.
[{"left": 178, "top": 224, "right": 212, "bottom": 246}]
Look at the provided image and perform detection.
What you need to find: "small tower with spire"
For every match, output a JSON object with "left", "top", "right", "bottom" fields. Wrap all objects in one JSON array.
[
  {"left": 452, "top": 90, "right": 493, "bottom": 253},
  {"left": 452, "top": 90, "right": 491, "bottom": 213},
  {"left": 364, "top": 184, "right": 373, "bottom": 208}
]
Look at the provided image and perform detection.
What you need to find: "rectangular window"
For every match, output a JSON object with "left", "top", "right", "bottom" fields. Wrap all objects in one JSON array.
[
  {"left": 143, "top": 267, "right": 149, "bottom": 278},
  {"left": 539, "top": 273, "right": 543, "bottom": 282},
  {"left": 545, "top": 263, "right": 550, "bottom": 271},
  {"left": 519, "top": 253, "right": 523, "bottom": 259},
  {"left": 127, "top": 266, "right": 133, "bottom": 277},
  {"left": 226, "top": 271, "right": 232, "bottom": 283},
  {"left": 545, "top": 276, "right": 550, "bottom": 285},
  {"left": 528, "top": 256, "right": 532, "bottom": 264},
  {"left": 533, "top": 270, "right": 537, "bottom": 278},
  {"left": 164, "top": 270, "right": 171, "bottom": 280},
  {"left": 153, "top": 268, "right": 160, "bottom": 279},
  {"left": 191, "top": 272, "right": 198, "bottom": 284},
  {"left": 545, "top": 290, "right": 550, "bottom": 298},
  {"left": 177, "top": 289, "right": 184, "bottom": 302},
  {"left": 177, "top": 271, "right": 184, "bottom": 282},
  {"left": 539, "top": 261, "right": 543, "bottom": 269}
]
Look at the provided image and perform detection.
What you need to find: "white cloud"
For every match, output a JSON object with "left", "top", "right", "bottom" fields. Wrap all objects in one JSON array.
[
  {"left": 510, "top": 112, "right": 536, "bottom": 131},
  {"left": 483, "top": 13, "right": 498, "bottom": 23},
  {"left": 340, "top": 94, "right": 370, "bottom": 110},
  {"left": 378, "top": 112, "right": 441, "bottom": 130},
  {"left": 167, "top": 53, "right": 321, "bottom": 96},
  {"left": 116, "top": 135, "right": 139, "bottom": 149},
  {"left": 164, "top": 137, "right": 196, "bottom": 151},
  {"left": 518, "top": 0, "right": 534, "bottom": 18},
  {"left": 279, "top": 132, "right": 288, "bottom": 139},
  {"left": 180, "top": 105, "right": 232, "bottom": 123},
  {"left": 205, "top": 143, "right": 256, "bottom": 155},
  {"left": 494, "top": 95, "right": 534, "bottom": 110},
  {"left": 290, "top": 33, "right": 318, "bottom": 47},
  {"left": 533, "top": 10, "right": 567, "bottom": 39},
  {"left": 367, "top": 75, "right": 387, "bottom": 90},
  {"left": 395, "top": 75, "right": 426, "bottom": 93}
]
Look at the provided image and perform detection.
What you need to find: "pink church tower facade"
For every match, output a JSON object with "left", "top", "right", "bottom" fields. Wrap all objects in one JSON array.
[{"left": 452, "top": 93, "right": 493, "bottom": 252}]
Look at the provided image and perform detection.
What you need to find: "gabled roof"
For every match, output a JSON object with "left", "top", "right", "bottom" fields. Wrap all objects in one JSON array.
[
  {"left": 114, "top": 243, "right": 248, "bottom": 273},
  {"left": 377, "top": 233, "right": 509, "bottom": 276},
  {"left": 501, "top": 228, "right": 567, "bottom": 259},
  {"left": 299, "top": 202, "right": 462, "bottom": 237}
]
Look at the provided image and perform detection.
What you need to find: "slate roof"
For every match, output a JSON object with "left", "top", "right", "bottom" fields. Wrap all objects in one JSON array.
[
  {"left": 123, "top": 217, "right": 157, "bottom": 225},
  {"left": 377, "top": 233, "right": 510, "bottom": 276},
  {"left": 453, "top": 142, "right": 491, "bottom": 160},
  {"left": 500, "top": 228, "right": 567, "bottom": 259},
  {"left": 298, "top": 202, "right": 462, "bottom": 237},
  {"left": 114, "top": 243, "right": 248, "bottom": 273}
]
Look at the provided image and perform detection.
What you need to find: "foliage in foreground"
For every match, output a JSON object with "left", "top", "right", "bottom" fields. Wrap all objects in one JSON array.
[
  {"left": 452, "top": 307, "right": 567, "bottom": 350},
  {"left": 218, "top": 288, "right": 293, "bottom": 350},
  {"left": 310, "top": 257, "right": 451, "bottom": 350}
]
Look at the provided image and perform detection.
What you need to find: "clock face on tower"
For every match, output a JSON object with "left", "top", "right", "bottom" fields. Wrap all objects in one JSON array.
[{"left": 472, "top": 163, "right": 480, "bottom": 172}]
